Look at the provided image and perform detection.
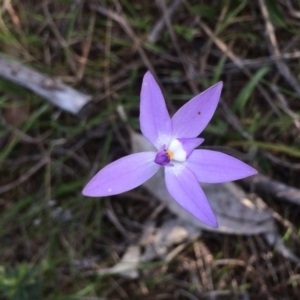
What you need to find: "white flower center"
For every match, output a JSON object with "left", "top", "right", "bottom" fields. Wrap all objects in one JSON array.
[{"left": 168, "top": 139, "right": 186, "bottom": 162}]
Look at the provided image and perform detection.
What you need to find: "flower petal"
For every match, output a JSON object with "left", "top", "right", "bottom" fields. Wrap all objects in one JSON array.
[
  {"left": 177, "top": 138, "right": 204, "bottom": 158},
  {"left": 185, "top": 150, "right": 257, "bottom": 183},
  {"left": 82, "top": 152, "right": 160, "bottom": 197},
  {"left": 171, "top": 82, "right": 223, "bottom": 138},
  {"left": 140, "top": 71, "right": 172, "bottom": 149},
  {"left": 164, "top": 164, "right": 218, "bottom": 227}
]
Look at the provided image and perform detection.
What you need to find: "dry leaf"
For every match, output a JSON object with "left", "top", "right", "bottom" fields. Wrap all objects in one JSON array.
[
  {"left": 140, "top": 219, "right": 200, "bottom": 262},
  {"left": 131, "top": 132, "right": 299, "bottom": 263},
  {"left": 131, "top": 132, "right": 274, "bottom": 235},
  {"left": 94, "top": 246, "right": 140, "bottom": 279},
  {"left": 86, "top": 132, "right": 299, "bottom": 278}
]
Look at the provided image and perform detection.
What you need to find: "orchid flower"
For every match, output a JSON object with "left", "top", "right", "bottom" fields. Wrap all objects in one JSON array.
[{"left": 82, "top": 71, "right": 257, "bottom": 227}]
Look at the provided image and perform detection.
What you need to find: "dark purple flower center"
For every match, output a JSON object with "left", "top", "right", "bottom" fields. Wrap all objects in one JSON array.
[{"left": 154, "top": 148, "right": 173, "bottom": 166}]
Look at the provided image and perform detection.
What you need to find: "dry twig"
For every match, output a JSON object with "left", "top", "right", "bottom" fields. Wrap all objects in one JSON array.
[
  {"left": 258, "top": 0, "right": 300, "bottom": 95},
  {"left": 42, "top": 2, "right": 77, "bottom": 74},
  {"left": 0, "top": 156, "right": 49, "bottom": 195},
  {"left": 244, "top": 174, "right": 300, "bottom": 206},
  {"left": 196, "top": 17, "right": 281, "bottom": 116},
  {"left": 0, "top": 56, "right": 91, "bottom": 114},
  {"left": 147, "top": 0, "right": 182, "bottom": 43},
  {"left": 156, "top": 0, "right": 199, "bottom": 94},
  {"left": 90, "top": 3, "right": 156, "bottom": 78}
]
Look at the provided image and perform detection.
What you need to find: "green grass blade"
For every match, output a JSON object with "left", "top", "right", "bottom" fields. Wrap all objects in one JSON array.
[
  {"left": 228, "top": 140, "right": 300, "bottom": 158},
  {"left": 232, "top": 66, "right": 270, "bottom": 112}
]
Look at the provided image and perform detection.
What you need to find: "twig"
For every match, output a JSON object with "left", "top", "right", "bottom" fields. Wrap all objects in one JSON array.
[
  {"left": 0, "top": 56, "right": 92, "bottom": 114},
  {"left": 161, "top": 51, "right": 300, "bottom": 81},
  {"left": 0, "top": 2, "right": 33, "bottom": 60},
  {"left": 269, "top": 85, "right": 300, "bottom": 130},
  {"left": 90, "top": 3, "right": 156, "bottom": 78},
  {"left": 105, "top": 199, "right": 133, "bottom": 239},
  {"left": 156, "top": 0, "right": 198, "bottom": 94},
  {"left": 154, "top": 1, "right": 255, "bottom": 139},
  {"left": 76, "top": 11, "right": 96, "bottom": 81},
  {"left": 194, "top": 242, "right": 214, "bottom": 292},
  {"left": 147, "top": 0, "right": 182, "bottom": 43},
  {"left": 3, "top": 0, "right": 22, "bottom": 33},
  {"left": 263, "top": 151, "right": 300, "bottom": 170},
  {"left": 0, "top": 110, "right": 50, "bottom": 144},
  {"left": 199, "top": 3, "right": 229, "bottom": 74},
  {"left": 279, "top": 0, "right": 300, "bottom": 19},
  {"left": 42, "top": 2, "right": 77, "bottom": 74},
  {"left": 258, "top": 0, "right": 300, "bottom": 95},
  {"left": 219, "top": 100, "right": 253, "bottom": 140},
  {"left": 0, "top": 156, "right": 49, "bottom": 195},
  {"left": 196, "top": 17, "right": 282, "bottom": 116},
  {"left": 226, "top": 51, "right": 300, "bottom": 69},
  {"left": 244, "top": 174, "right": 300, "bottom": 206},
  {"left": 93, "top": 78, "right": 131, "bottom": 102}
]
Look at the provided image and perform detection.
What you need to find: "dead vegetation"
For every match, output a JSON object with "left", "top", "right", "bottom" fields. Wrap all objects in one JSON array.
[{"left": 0, "top": 0, "right": 300, "bottom": 299}]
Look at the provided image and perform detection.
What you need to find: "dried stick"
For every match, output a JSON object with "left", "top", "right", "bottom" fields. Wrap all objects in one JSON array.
[
  {"left": 279, "top": 0, "right": 300, "bottom": 19},
  {"left": 0, "top": 156, "right": 49, "bottom": 195},
  {"left": 161, "top": 51, "right": 300, "bottom": 80},
  {"left": 257, "top": 0, "right": 300, "bottom": 132},
  {"left": 42, "top": 2, "right": 77, "bottom": 74},
  {"left": 263, "top": 151, "right": 300, "bottom": 170},
  {"left": 0, "top": 56, "right": 92, "bottom": 114},
  {"left": 90, "top": 3, "right": 156, "bottom": 78},
  {"left": 245, "top": 174, "right": 300, "bottom": 206},
  {"left": 197, "top": 18, "right": 281, "bottom": 116},
  {"left": 224, "top": 51, "right": 300, "bottom": 69},
  {"left": 258, "top": 0, "right": 300, "bottom": 95},
  {"left": 147, "top": 0, "right": 182, "bottom": 43},
  {"left": 269, "top": 85, "right": 300, "bottom": 130},
  {"left": 154, "top": 1, "right": 254, "bottom": 139},
  {"left": 156, "top": 0, "right": 199, "bottom": 94}
]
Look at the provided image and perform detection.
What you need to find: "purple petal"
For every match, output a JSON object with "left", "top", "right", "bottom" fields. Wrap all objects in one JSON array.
[
  {"left": 177, "top": 138, "right": 204, "bottom": 158},
  {"left": 164, "top": 164, "right": 218, "bottom": 227},
  {"left": 185, "top": 150, "right": 257, "bottom": 183},
  {"left": 140, "top": 71, "right": 172, "bottom": 149},
  {"left": 171, "top": 82, "right": 223, "bottom": 138},
  {"left": 82, "top": 152, "right": 160, "bottom": 197}
]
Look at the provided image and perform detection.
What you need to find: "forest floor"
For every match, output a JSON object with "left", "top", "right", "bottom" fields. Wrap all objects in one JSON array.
[{"left": 0, "top": 0, "right": 300, "bottom": 299}]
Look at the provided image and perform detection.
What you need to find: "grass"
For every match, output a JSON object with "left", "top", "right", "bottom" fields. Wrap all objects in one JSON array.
[{"left": 0, "top": 0, "right": 300, "bottom": 298}]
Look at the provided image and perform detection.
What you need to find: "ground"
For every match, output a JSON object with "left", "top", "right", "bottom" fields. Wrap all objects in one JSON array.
[{"left": 0, "top": 0, "right": 300, "bottom": 299}]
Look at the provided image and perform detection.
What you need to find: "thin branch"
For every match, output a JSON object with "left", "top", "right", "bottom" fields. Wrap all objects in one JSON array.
[
  {"left": 0, "top": 56, "right": 92, "bottom": 114},
  {"left": 0, "top": 156, "right": 49, "bottom": 195},
  {"left": 196, "top": 17, "right": 281, "bottom": 116},
  {"left": 90, "top": 3, "right": 156, "bottom": 78},
  {"left": 244, "top": 174, "right": 300, "bottom": 206},
  {"left": 147, "top": 0, "right": 182, "bottom": 43},
  {"left": 258, "top": 0, "right": 300, "bottom": 95},
  {"left": 156, "top": 0, "right": 198, "bottom": 94},
  {"left": 42, "top": 2, "right": 77, "bottom": 74}
]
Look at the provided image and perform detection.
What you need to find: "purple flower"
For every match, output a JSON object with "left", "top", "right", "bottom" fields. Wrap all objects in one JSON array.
[{"left": 82, "top": 71, "right": 257, "bottom": 227}]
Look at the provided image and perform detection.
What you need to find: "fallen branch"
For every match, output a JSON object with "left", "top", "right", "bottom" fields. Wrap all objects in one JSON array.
[
  {"left": 0, "top": 56, "right": 92, "bottom": 115},
  {"left": 244, "top": 174, "right": 300, "bottom": 206}
]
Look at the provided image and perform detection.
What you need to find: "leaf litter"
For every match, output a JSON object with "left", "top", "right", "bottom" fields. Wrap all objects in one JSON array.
[{"left": 93, "top": 132, "right": 299, "bottom": 279}]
